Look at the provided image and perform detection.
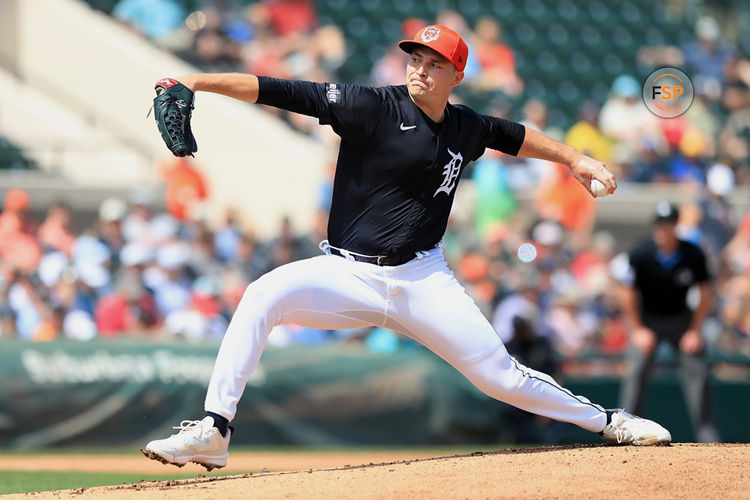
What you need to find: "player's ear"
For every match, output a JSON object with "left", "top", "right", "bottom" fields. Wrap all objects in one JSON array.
[{"left": 452, "top": 70, "right": 464, "bottom": 87}]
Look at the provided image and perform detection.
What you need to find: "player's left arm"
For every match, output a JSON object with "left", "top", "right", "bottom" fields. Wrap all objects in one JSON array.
[
  {"left": 517, "top": 126, "right": 617, "bottom": 196},
  {"left": 178, "top": 73, "right": 261, "bottom": 103}
]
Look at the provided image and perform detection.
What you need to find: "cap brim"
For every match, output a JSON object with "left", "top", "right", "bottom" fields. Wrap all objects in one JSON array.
[
  {"left": 398, "top": 40, "right": 461, "bottom": 70},
  {"left": 398, "top": 40, "right": 427, "bottom": 54},
  {"left": 653, "top": 216, "right": 678, "bottom": 224}
]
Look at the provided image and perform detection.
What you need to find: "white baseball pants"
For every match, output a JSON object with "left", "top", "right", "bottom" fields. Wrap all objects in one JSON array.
[{"left": 205, "top": 246, "right": 608, "bottom": 433}]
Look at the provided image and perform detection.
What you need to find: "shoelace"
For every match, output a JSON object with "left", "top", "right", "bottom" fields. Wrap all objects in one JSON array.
[
  {"left": 614, "top": 427, "right": 633, "bottom": 444},
  {"left": 172, "top": 420, "right": 204, "bottom": 436}
]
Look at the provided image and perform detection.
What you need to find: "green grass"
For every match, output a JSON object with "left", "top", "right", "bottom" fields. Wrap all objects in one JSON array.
[
  {"left": 0, "top": 444, "right": 517, "bottom": 456},
  {"left": 0, "top": 470, "right": 236, "bottom": 495},
  {"left": 0, "top": 445, "right": 533, "bottom": 494}
]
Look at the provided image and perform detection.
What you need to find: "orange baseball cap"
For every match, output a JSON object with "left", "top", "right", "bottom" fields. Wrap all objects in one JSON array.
[{"left": 398, "top": 24, "right": 468, "bottom": 72}]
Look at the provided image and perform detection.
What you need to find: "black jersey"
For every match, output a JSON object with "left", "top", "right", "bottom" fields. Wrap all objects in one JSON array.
[
  {"left": 256, "top": 77, "right": 525, "bottom": 256},
  {"left": 628, "top": 238, "right": 711, "bottom": 315}
]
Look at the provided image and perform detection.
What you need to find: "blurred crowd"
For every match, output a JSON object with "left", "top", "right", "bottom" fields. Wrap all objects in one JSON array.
[
  {"left": 0, "top": 182, "right": 324, "bottom": 343},
  {"left": 1, "top": 1, "right": 749, "bottom": 363},
  {"left": 1, "top": 170, "right": 749, "bottom": 361},
  {"left": 110, "top": 0, "right": 750, "bottom": 187}
]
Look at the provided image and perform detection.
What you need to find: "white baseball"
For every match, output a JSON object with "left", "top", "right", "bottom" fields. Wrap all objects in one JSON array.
[{"left": 590, "top": 179, "right": 609, "bottom": 198}]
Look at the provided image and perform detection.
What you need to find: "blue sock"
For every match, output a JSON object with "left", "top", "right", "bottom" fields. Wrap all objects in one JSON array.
[
  {"left": 204, "top": 411, "right": 230, "bottom": 437},
  {"left": 599, "top": 410, "right": 614, "bottom": 435}
]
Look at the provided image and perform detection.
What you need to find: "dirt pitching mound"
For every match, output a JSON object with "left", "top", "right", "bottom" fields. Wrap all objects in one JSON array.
[{"left": 13, "top": 443, "right": 750, "bottom": 499}]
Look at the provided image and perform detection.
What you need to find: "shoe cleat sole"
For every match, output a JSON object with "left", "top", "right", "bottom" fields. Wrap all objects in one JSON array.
[
  {"left": 192, "top": 460, "right": 225, "bottom": 472},
  {"left": 634, "top": 434, "right": 672, "bottom": 446},
  {"left": 140, "top": 448, "right": 186, "bottom": 468}
]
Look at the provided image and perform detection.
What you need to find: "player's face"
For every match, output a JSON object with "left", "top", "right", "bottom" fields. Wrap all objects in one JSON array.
[
  {"left": 406, "top": 47, "right": 464, "bottom": 100},
  {"left": 653, "top": 222, "right": 679, "bottom": 251}
]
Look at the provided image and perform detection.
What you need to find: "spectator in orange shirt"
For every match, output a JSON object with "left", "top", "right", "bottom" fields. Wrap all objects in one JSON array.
[
  {"left": 0, "top": 189, "right": 40, "bottom": 272},
  {"left": 256, "top": 0, "right": 317, "bottom": 38},
  {"left": 0, "top": 189, "right": 37, "bottom": 238},
  {"left": 160, "top": 157, "right": 209, "bottom": 221},
  {"left": 537, "top": 163, "right": 597, "bottom": 232},
  {"left": 474, "top": 17, "right": 523, "bottom": 95}
]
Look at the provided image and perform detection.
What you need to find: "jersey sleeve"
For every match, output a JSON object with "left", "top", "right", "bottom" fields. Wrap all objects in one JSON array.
[
  {"left": 475, "top": 114, "right": 526, "bottom": 157},
  {"left": 626, "top": 250, "right": 642, "bottom": 287},
  {"left": 256, "top": 77, "right": 383, "bottom": 143},
  {"left": 610, "top": 252, "right": 635, "bottom": 285}
]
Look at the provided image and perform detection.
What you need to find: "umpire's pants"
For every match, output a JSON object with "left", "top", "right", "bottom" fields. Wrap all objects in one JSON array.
[{"left": 619, "top": 310, "right": 719, "bottom": 442}]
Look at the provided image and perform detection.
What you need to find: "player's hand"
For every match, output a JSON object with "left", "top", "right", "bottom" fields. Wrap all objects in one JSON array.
[
  {"left": 177, "top": 74, "right": 198, "bottom": 92},
  {"left": 679, "top": 329, "right": 703, "bottom": 354},
  {"left": 570, "top": 153, "right": 617, "bottom": 197},
  {"left": 155, "top": 76, "right": 197, "bottom": 95},
  {"left": 632, "top": 326, "right": 657, "bottom": 354}
]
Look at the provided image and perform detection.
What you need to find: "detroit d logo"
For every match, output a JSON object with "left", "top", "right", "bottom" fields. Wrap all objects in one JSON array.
[
  {"left": 434, "top": 148, "right": 463, "bottom": 197},
  {"left": 422, "top": 27, "right": 440, "bottom": 43}
]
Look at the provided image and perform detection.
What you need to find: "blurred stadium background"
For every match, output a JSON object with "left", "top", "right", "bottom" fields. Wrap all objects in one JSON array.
[{"left": 0, "top": 0, "right": 749, "bottom": 450}]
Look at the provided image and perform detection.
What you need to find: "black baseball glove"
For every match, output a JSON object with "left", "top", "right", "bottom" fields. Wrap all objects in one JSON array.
[{"left": 151, "top": 78, "right": 197, "bottom": 157}]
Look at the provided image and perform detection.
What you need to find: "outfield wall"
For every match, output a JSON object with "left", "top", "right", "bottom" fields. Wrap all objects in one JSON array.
[{"left": 0, "top": 340, "right": 747, "bottom": 448}]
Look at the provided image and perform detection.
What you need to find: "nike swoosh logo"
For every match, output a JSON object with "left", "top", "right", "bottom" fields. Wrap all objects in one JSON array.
[{"left": 400, "top": 123, "right": 416, "bottom": 131}]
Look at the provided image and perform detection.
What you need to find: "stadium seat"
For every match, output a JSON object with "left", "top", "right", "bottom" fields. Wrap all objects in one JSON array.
[
  {"left": 547, "top": 107, "right": 568, "bottom": 128},
  {"left": 524, "top": 78, "right": 549, "bottom": 102},
  {"left": 490, "top": 0, "right": 516, "bottom": 19},
  {"left": 545, "top": 23, "right": 575, "bottom": 52},
  {"left": 359, "top": 0, "right": 385, "bottom": 15},
  {"left": 523, "top": 0, "right": 554, "bottom": 24},
  {"left": 423, "top": 0, "right": 449, "bottom": 19},
  {"left": 643, "top": 27, "right": 667, "bottom": 47},
  {"left": 345, "top": 16, "right": 371, "bottom": 39},
  {"left": 85, "top": 0, "right": 118, "bottom": 14},
  {"left": 585, "top": 0, "right": 615, "bottom": 25},
  {"left": 76, "top": 0, "right": 715, "bottom": 132},
  {"left": 389, "top": 0, "right": 416, "bottom": 15},
  {"left": 378, "top": 17, "right": 403, "bottom": 43},
  {"left": 0, "top": 137, "right": 35, "bottom": 170},
  {"left": 514, "top": 51, "right": 530, "bottom": 76},
  {"left": 324, "top": 0, "right": 346, "bottom": 11},
  {"left": 554, "top": 0, "right": 580, "bottom": 21},
  {"left": 568, "top": 51, "right": 599, "bottom": 83},
  {"left": 457, "top": 0, "right": 483, "bottom": 21},
  {"left": 601, "top": 53, "right": 627, "bottom": 78},
  {"left": 556, "top": 79, "right": 581, "bottom": 104},
  {"left": 513, "top": 22, "right": 539, "bottom": 47}
]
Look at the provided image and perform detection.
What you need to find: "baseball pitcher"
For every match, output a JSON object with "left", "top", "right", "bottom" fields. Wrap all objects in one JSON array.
[{"left": 143, "top": 25, "right": 670, "bottom": 471}]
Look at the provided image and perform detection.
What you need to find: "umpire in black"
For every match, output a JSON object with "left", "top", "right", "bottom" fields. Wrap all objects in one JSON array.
[{"left": 617, "top": 201, "right": 719, "bottom": 442}]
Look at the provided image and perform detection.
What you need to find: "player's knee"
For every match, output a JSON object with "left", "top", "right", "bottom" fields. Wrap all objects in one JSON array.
[{"left": 461, "top": 352, "right": 519, "bottom": 399}]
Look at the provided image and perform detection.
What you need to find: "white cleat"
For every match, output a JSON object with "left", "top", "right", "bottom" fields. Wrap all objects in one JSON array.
[
  {"left": 601, "top": 409, "right": 671, "bottom": 446},
  {"left": 141, "top": 416, "right": 231, "bottom": 471}
]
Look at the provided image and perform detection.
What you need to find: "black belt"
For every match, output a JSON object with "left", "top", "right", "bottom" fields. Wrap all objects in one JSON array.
[{"left": 328, "top": 247, "right": 415, "bottom": 267}]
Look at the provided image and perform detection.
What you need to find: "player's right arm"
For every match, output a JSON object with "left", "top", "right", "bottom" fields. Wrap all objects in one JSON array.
[
  {"left": 179, "top": 73, "right": 261, "bottom": 103},
  {"left": 518, "top": 127, "right": 617, "bottom": 196}
]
